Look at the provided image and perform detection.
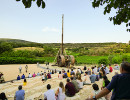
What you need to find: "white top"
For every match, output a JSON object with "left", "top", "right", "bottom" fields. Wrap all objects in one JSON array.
[
  {"left": 19, "top": 66, "right": 22, "bottom": 70},
  {"left": 83, "top": 75, "right": 91, "bottom": 84},
  {"left": 28, "top": 74, "right": 32, "bottom": 78},
  {"left": 77, "top": 80, "right": 83, "bottom": 89},
  {"left": 42, "top": 75, "right": 45, "bottom": 79},
  {"left": 93, "top": 67, "right": 97, "bottom": 74},
  {"left": 78, "top": 69, "right": 81, "bottom": 73},
  {"left": 44, "top": 89, "right": 56, "bottom": 100},
  {"left": 105, "top": 67, "right": 109, "bottom": 74},
  {"left": 57, "top": 87, "right": 65, "bottom": 100}
]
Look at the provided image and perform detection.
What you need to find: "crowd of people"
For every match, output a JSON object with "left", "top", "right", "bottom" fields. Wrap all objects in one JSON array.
[{"left": 0, "top": 62, "right": 130, "bottom": 100}]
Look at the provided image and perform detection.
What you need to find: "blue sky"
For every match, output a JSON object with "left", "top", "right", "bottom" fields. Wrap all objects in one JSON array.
[{"left": 0, "top": 0, "right": 129, "bottom": 43}]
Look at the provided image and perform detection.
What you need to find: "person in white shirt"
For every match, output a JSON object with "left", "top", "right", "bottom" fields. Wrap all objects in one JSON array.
[
  {"left": 44, "top": 84, "right": 56, "bottom": 100},
  {"left": 104, "top": 66, "right": 109, "bottom": 74},
  {"left": 19, "top": 66, "right": 22, "bottom": 73},
  {"left": 93, "top": 66, "right": 97, "bottom": 74},
  {"left": 28, "top": 73, "right": 32, "bottom": 78},
  {"left": 77, "top": 77, "right": 83, "bottom": 89}
]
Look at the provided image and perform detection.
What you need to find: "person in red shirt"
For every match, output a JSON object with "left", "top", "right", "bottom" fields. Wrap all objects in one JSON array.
[{"left": 109, "top": 64, "right": 113, "bottom": 72}]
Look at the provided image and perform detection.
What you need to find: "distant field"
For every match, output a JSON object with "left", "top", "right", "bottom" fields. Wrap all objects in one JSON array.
[{"left": 14, "top": 47, "right": 44, "bottom": 51}]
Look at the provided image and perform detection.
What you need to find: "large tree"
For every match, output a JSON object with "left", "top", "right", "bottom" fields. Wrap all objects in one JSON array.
[
  {"left": 92, "top": 0, "right": 130, "bottom": 32},
  {"left": 16, "top": 0, "right": 129, "bottom": 31}
]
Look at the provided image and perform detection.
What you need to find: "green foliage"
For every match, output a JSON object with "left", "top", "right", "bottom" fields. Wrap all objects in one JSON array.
[
  {"left": 43, "top": 46, "right": 57, "bottom": 57},
  {"left": 92, "top": 0, "right": 130, "bottom": 32},
  {"left": 16, "top": 0, "right": 45, "bottom": 9},
  {"left": 0, "top": 57, "right": 45, "bottom": 64},
  {"left": 0, "top": 42, "right": 13, "bottom": 54},
  {"left": 112, "top": 56, "right": 122, "bottom": 64},
  {"left": 98, "top": 58, "right": 109, "bottom": 65}
]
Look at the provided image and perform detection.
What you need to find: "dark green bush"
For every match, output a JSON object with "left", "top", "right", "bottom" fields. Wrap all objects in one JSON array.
[
  {"left": 112, "top": 56, "right": 122, "bottom": 64},
  {"left": 0, "top": 57, "right": 45, "bottom": 64},
  {"left": 98, "top": 58, "right": 109, "bottom": 65}
]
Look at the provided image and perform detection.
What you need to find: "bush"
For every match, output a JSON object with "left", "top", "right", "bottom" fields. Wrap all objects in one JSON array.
[
  {"left": 112, "top": 56, "right": 122, "bottom": 64},
  {"left": 0, "top": 57, "right": 45, "bottom": 64},
  {"left": 98, "top": 58, "right": 109, "bottom": 65}
]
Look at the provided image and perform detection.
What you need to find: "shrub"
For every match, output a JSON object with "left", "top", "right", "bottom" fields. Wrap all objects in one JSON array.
[
  {"left": 0, "top": 57, "right": 45, "bottom": 64},
  {"left": 98, "top": 58, "right": 109, "bottom": 65},
  {"left": 112, "top": 56, "right": 122, "bottom": 64}
]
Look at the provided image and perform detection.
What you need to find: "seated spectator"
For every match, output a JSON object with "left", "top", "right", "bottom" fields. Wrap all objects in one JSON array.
[
  {"left": 76, "top": 70, "right": 81, "bottom": 79},
  {"left": 55, "top": 82, "right": 66, "bottom": 100},
  {"left": 58, "top": 71, "right": 63, "bottom": 80},
  {"left": 45, "top": 73, "right": 47, "bottom": 81},
  {"left": 55, "top": 69, "right": 57, "bottom": 73},
  {"left": 97, "top": 66, "right": 100, "bottom": 72},
  {"left": 77, "top": 76, "right": 83, "bottom": 89},
  {"left": 77, "top": 68, "right": 81, "bottom": 73},
  {"left": 71, "top": 77, "right": 79, "bottom": 93},
  {"left": 87, "top": 68, "right": 91, "bottom": 75},
  {"left": 37, "top": 72, "right": 40, "bottom": 76},
  {"left": 44, "top": 84, "right": 56, "bottom": 100},
  {"left": 114, "top": 64, "right": 120, "bottom": 70},
  {"left": 41, "top": 71, "right": 43, "bottom": 76},
  {"left": 47, "top": 72, "right": 51, "bottom": 79},
  {"left": 84, "top": 65, "right": 87, "bottom": 70},
  {"left": 14, "top": 85, "right": 25, "bottom": 100},
  {"left": 32, "top": 72, "right": 36, "bottom": 77},
  {"left": 0, "top": 92, "right": 7, "bottom": 100},
  {"left": 52, "top": 70, "right": 54, "bottom": 74},
  {"left": 83, "top": 72, "right": 91, "bottom": 85},
  {"left": 102, "top": 76, "right": 112, "bottom": 100},
  {"left": 17, "top": 75, "right": 20, "bottom": 80},
  {"left": 23, "top": 78, "right": 27, "bottom": 86},
  {"left": 63, "top": 71, "right": 67, "bottom": 78},
  {"left": 65, "top": 78, "right": 75, "bottom": 97},
  {"left": 90, "top": 72, "right": 96, "bottom": 83},
  {"left": 71, "top": 72, "right": 76, "bottom": 80},
  {"left": 99, "top": 67, "right": 105, "bottom": 78},
  {"left": 28, "top": 73, "right": 32, "bottom": 78},
  {"left": 93, "top": 66, "right": 97, "bottom": 74},
  {"left": 21, "top": 74, "right": 25, "bottom": 79},
  {"left": 109, "top": 64, "right": 113, "bottom": 72},
  {"left": 50, "top": 70, "right": 52, "bottom": 74},
  {"left": 67, "top": 70, "right": 71, "bottom": 78},
  {"left": 86, "top": 62, "right": 130, "bottom": 100},
  {"left": 71, "top": 69, "right": 74, "bottom": 75},
  {"left": 104, "top": 65, "right": 109, "bottom": 74},
  {"left": 91, "top": 84, "right": 105, "bottom": 100},
  {"left": 42, "top": 73, "right": 45, "bottom": 83}
]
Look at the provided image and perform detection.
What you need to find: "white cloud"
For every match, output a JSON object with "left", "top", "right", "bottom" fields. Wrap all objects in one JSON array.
[{"left": 42, "top": 27, "right": 60, "bottom": 33}]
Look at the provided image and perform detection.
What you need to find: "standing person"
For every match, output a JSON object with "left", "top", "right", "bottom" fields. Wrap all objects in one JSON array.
[
  {"left": 90, "top": 72, "right": 96, "bottom": 83},
  {"left": 42, "top": 73, "right": 45, "bottom": 83},
  {"left": 44, "top": 84, "right": 56, "bottom": 100},
  {"left": 55, "top": 82, "right": 66, "bottom": 100},
  {"left": 19, "top": 66, "right": 22, "bottom": 73},
  {"left": 109, "top": 64, "right": 113, "bottom": 72},
  {"left": 17, "top": 75, "right": 20, "bottom": 80},
  {"left": 25, "top": 65, "right": 28, "bottom": 73},
  {"left": 14, "top": 85, "right": 25, "bottom": 100},
  {"left": 37, "top": 62, "right": 39, "bottom": 67},
  {"left": 86, "top": 62, "right": 130, "bottom": 100},
  {"left": 23, "top": 79, "right": 27, "bottom": 86},
  {"left": 65, "top": 79, "right": 76, "bottom": 97}
]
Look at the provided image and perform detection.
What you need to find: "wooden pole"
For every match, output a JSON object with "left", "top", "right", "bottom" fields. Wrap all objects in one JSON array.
[{"left": 61, "top": 14, "right": 64, "bottom": 55}]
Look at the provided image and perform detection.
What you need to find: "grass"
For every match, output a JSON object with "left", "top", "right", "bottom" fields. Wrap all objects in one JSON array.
[{"left": 14, "top": 47, "right": 44, "bottom": 51}]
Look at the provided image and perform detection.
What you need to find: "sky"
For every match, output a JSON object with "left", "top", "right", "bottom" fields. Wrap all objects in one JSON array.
[{"left": 0, "top": 0, "right": 130, "bottom": 43}]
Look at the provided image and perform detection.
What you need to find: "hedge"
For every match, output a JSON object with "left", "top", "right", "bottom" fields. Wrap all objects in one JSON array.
[{"left": 0, "top": 57, "right": 45, "bottom": 64}]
